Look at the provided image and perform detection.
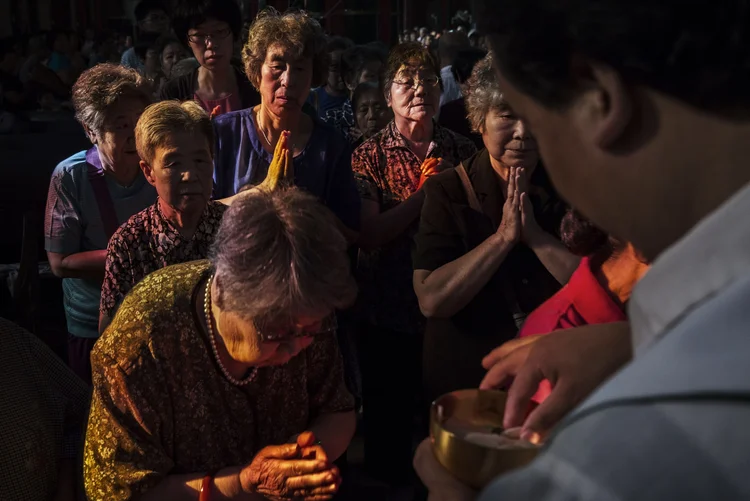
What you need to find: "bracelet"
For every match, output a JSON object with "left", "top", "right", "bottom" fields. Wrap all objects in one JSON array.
[{"left": 199, "top": 469, "right": 220, "bottom": 501}]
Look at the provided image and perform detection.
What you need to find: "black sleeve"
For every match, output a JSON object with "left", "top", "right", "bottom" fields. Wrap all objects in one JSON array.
[{"left": 412, "top": 172, "right": 467, "bottom": 271}]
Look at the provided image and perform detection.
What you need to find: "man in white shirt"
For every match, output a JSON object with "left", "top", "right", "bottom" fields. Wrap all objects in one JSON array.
[{"left": 415, "top": 1, "right": 750, "bottom": 500}]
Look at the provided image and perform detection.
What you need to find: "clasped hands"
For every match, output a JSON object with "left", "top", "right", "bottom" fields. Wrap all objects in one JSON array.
[
  {"left": 495, "top": 166, "right": 542, "bottom": 245},
  {"left": 255, "top": 130, "right": 294, "bottom": 192},
  {"left": 240, "top": 431, "right": 340, "bottom": 501}
]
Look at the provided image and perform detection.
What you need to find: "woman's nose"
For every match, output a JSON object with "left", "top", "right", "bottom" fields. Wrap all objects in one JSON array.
[{"left": 513, "top": 119, "right": 530, "bottom": 139}]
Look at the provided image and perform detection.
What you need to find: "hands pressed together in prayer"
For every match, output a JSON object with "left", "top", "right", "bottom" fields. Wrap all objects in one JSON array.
[
  {"left": 496, "top": 166, "right": 543, "bottom": 246},
  {"left": 241, "top": 432, "right": 340, "bottom": 501},
  {"left": 257, "top": 131, "right": 294, "bottom": 192}
]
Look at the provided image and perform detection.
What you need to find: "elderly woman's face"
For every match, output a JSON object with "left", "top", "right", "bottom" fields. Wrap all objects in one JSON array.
[
  {"left": 162, "top": 42, "right": 186, "bottom": 77},
  {"left": 187, "top": 18, "right": 234, "bottom": 71},
  {"left": 142, "top": 131, "right": 214, "bottom": 213},
  {"left": 387, "top": 64, "right": 440, "bottom": 123},
  {"left": 260, "top": 43, "right": 314, "bottom": 115},
  {"left": 483, "top": 107, "right": 539, "bottom": 172},
  {"left": 94, "top": 97, "right": 148, "bottom": 174},
  {"left": 327, "top": 49, "right": 346, "bottom": 93},
  {"left": 217, "top": 310, "right": 331, "bottom": 367},
  {"left": 355, "top": 87, "right": 392, "bottom": 139}
]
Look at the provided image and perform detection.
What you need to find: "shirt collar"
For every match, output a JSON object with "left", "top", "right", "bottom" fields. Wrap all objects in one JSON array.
[
  {"left": 382, "top": 119, "right": 449, "bottom": 155},
  {"left": 628, "top": 181, "right": 750, "bottom": 356}
]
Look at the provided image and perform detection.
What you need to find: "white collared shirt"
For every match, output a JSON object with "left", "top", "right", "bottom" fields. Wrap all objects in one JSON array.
[{"left": 629, "top": 181, "right": 750, "bottom": 356}]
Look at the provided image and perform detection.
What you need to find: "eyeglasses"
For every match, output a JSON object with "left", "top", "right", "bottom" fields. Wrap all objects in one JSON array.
[
  {"left": 393, "top": 75, "right": 440, "bottom": 90},
  {"left": 187, "top": 28, "right": 232, "bottom": 45},
  {"left": 254, "top": 313, "right": 338, "bottom": 342}
]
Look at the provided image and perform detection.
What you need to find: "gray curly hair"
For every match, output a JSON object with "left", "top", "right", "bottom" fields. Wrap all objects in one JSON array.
[
  {"left": 464, "top": 52, "right": 508, "bottom": 133},
  {"left": 71, "top": 63, "right": 153, "bottom": 136},
  {"left": 210, "top": 188, "right": 357, "bottom": 325}
]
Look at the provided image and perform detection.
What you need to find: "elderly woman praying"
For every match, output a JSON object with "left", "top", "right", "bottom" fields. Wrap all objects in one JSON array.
[
  {"left": 412, "top": 53, "right": 579, "bottom": 404},
  {"left": 84, "top": 188, "right": 357, "bottom": 501},
  {"left": 212, "top": 9, "right": 360, "bottom": 236}
]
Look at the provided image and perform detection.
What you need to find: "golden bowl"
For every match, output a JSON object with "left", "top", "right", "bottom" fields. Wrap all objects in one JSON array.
[{"left": 430, "top": 389, "right": 539, "bottom": 489}]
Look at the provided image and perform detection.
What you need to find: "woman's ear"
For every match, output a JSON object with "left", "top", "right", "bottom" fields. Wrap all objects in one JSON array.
[
  {"left": 83, "top": 125, "right": 98, "bottom": 144},
  {"left": 140, "top": 160, "right": 156, "bottom": 186}
]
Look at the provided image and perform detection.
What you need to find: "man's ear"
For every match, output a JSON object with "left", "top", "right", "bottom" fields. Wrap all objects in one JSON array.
[
  {"left": 140, "top": 160, "right": 156, "bottom": 186},
  {"left": 576, "top": 60, "right": 633, "bottom": 150}
]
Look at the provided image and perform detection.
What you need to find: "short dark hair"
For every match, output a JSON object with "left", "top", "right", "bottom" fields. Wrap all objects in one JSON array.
[
  {"left": 134, "top": 0, "right": 166, "bottom": 22},
  {"left": 326, "top": 36, "right": 354, "bottom": 54},
  {"left": 452, "top": 47, "right": 486, "bottom": 83},
  {"left": 438, "top": 30, "right": 469, "bottom": 63},
  {"left": 383, "top": 42, "right": 440, "bottom": 98},
  {"left": 172, "top": 0, "right": 242, "bottom": 47},
  {"left": 341, "top": 45, "right": 386, "bottom": 88},
  {"left": 155, "top": 35, "right": 182, "bottom": 57},
  {"left": 560, "top": 209, "right": 610, "bottom": 257},
  {"left": 475, "top": 0, "right": 750, "bottom": 117}
]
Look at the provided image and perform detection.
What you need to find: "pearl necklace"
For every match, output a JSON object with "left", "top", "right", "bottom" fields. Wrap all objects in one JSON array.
[{"left": 204, "top": 275, "right": 258, "bottom": 386}]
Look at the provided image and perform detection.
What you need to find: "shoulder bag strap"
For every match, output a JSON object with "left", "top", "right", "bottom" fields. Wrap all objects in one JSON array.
[
  {"left": 456, "top": 162, "right": 527, "bottom": 330},
  {"left": 86, "top": 148, "right": 120, "bottom": 240},
  {"left": 455, "top": 162, "right": 482, "bottom": 212}
]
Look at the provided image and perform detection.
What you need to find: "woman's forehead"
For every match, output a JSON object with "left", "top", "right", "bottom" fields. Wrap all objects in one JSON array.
[
  {"left": 396, "top": 62, "right": 434, "bottom": 75},
  {"left": 265, "top": 43, "right": 306, "bottom": 63}
]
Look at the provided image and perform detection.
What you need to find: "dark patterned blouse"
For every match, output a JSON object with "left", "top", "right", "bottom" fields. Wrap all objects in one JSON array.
[
  {"left": 99, "top": 200, "right": 227, "bottom": 319},
  {"left": 84, "top": 261, "right": 354, "bottom": 501},
  {"left": 352, "top": 120, "right": 477, "bottom": 333}
]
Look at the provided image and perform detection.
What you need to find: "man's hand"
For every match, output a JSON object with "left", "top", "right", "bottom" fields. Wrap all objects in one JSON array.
[
  {"left": 413, "top": 439, "right": 477, "bottom": 501},
  {"left": 480, "top": 323, "right": 632, "bottom": 442}
]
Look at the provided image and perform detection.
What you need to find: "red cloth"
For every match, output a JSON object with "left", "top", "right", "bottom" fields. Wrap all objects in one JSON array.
[{"left": 518, "top": 257, "right": 627, "bottom": 403}]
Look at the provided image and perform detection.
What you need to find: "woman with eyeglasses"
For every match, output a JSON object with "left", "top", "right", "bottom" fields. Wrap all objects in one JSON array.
[
  {"left": 84, "top": 187, "right": 357, "bottom": 501},
  {"left": 351, "top": 41, "right": 476, "bottom": 485},
  {"left": 159, "top": 0, "right": 260, "bottom": 117}
]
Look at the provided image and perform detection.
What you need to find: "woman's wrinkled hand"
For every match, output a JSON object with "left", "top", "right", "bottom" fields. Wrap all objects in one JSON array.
[
  {"left": 418, "top": 157, "right": 442, "bottom": 190},
  {"left": 239, "top": 432, "right": 341, "bottom": 501},
  {"left": 258, "top": 131, "right": 294, "bottom": 192},
  {"left": 496, "top": 166, "right": 522, "bottom": 244}
]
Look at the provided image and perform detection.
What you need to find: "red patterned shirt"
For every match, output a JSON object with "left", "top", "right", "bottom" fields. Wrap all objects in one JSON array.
[
  {"left": 352, "top": 120, "right": 477, "bottom": 333},
  {"left": 100, "top": 200, "right": 227, "bottom": 319}
]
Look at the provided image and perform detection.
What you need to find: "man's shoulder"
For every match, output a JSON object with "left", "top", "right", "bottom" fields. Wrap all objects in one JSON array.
[{"left": 481, "top": 399, "right": 750, "bottom": 501}]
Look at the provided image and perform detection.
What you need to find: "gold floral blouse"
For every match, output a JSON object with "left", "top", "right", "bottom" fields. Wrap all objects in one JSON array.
[{"left": 83, "top": 261, "right": 354, "bottom": 501}]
